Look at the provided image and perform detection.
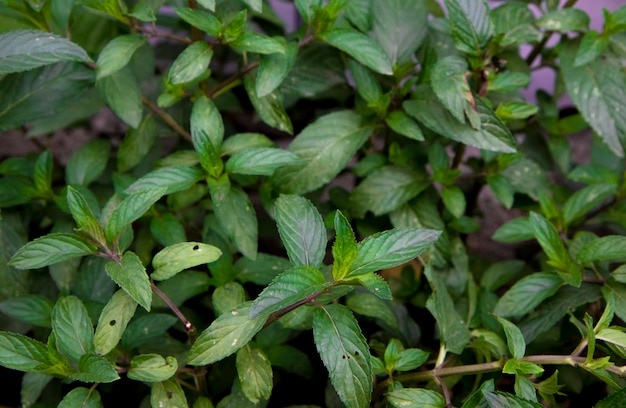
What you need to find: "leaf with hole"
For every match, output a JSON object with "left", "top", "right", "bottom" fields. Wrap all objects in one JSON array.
[{"left": 152, "top": 242, "right": 222, "bottom": 280}]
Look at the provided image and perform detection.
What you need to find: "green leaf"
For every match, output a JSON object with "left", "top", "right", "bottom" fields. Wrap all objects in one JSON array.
[
  {"left": 234, "top": 253, "right": 291, "bottom": 285},
  {"left": 213, "top": 282, "right": 246, "bottom": 317},
  {"left": 445, "top": 0, "right": 493, "bottom": 55},
  {"left": 121, "top": 313, "right": 177, "bottom": 349},
  {"left": 348, "top": 229, "right": 440, "bottom": 277},
  {"left": 575, "top": 30, "right": 609, "bottom": 66},
  {"left": 501, "top": 24, "right": 542, "bottom": 47},
  {"left": 208, "top": 177, "right": 258, "bottom": 259},
  {"left": 66, "top": 186, "right": 105, "bottom": 245},
  {"left": 272, "top": 111, "right": 373, "bottom": 194},
  {"left": 385, "top": 110, "right": 424, "bottom": 141},
  {"left": 388, "top": 388, "right": 445, "bottom": 408},
  {"left": 274, "top": 194, "right": 327, "bottom": 268},
  {"left": 322, "top": 28, "right": 393, "bottom": 75},
  {"left": 346, "top": 292, "right": 396, "bottom": 327},
  {"left": 503, "top": 360, "right": 543, "bottom": 376},
  {"left": 188, "top": 302, "right": 267, "bottom": 365},
  {"left": 152, "top": 271, "right": 210, "bottom": 308},
  {"left": 250, "top": 266, "right": 328, "bottom": 317},
  {"left": 0, "top": 30, "right": 90, "bottom": 74},
  {"left": 93, "top": 290, "right": 138, "bottom": 356},
  {"left": 332, "top": 211, "right": 358, "bottom": 281},
  {"left": 127, "top": 354, "right": 178, "bottom": 382},
  {"left": 118, "top": 115, "right": 157, "bottom": 172},
  {"left": 395, "top": 348, "right": 429, "bottom": 372},
  {"left": 97, "top": 67, "right": 143, "bottom": 128},
  {"left": 295, "top": 0, "right": 322, "bottom": 24},
  {"left": 352, "top": 273, "right": 393, "bottom": 300},
  {"left": 105, "top": 187, "right": 167, "bottom": 242},
  {"left": 492, "top": 217, "right": 533, "bottom": 243},
  {"left": 596, "top": 387, "right": 626, "bottom": 408},
  {"left": 350, "top": 165, "right": 429, "bottom": 218},
  {"left": 0, "top": 331, "right": 49, "bottom": 372},
  {"left": 225, "top": 147, "right": 302, "bottom": 176},
  {"left": 96, "top": 34, "right": 146, "bottom": 79},
  {"left": 483, "top": 391, "right": 544, "bottom": 408},
  {"left": 313, "top": 304, "right": 372, "bottom": 408},
  {"left": 105, "top": 252, "right": 151, "bottom": 311},
  {"left": 347, "top": 59, "right": 382, "bottom": 104},
  {"left": 58, "top": 387, "right": 102, "bottom": 408},
  {"left": 236, "top": 346, "right": 273, "bottom": 403},
  {"left": 79, "top": 0, "right": 128, "bottom": 22},
  {"left": 424, "top": 265, "right": 471, "bottom": 354},
  {"left": 563, "top": 184, "right": 616, "bottom": 225},
  {"left": 536, "top": 9, "right": 589, "bottom": 32},
  {"left": 431, "top": 55, "right": 477, "bottom": 125},
  {"left": 126, "top": 166, "right": 204, "bottom": 195},
  {"left": 168, "top": 41, "right": 213, "bottom": 85},
  {"left": 404, "top": 87, "right": 516, "bottom": 153},
  {"left": 0, "top": 62, "right": 94, "bottom": 132},
  {"left": 487, "top": 174, "right": 515, "bottom": 209},
  {"left": 242, "top": 0, "right": 261, "bottom": 12},
  {"left": 66, "top": 139, "right": 110, "bottom": 187},
  {"left": 9, "top": 233, "right": 97, "bottom": 270},
  {"left": 151, "top": 378, "right": 188, "bottom": 408},
  {"left": 196, "top": 0, "right": 214, "bottom": 11},
  {"left": 528, "top": 212, "right": 571, "bottom": 272},
  {"left": 282, "top": 44, "right": 345, "bottom": 98},
  {"left": 495, "top": 102, "right": 539, "bottom": 122},
  {"left": 71, "top": 353, "right": 119, "bottom": 383},
  {"left": 231, "top": 32, "right": 284, "bottom": 55},
  {"left": 174, "top": 7, "right": 221, "bottom": 37},
  {"left": 221, "top": 133, "right": 274, "bottom": 156},
  {"left": 33, "top": 150, "right": 52, "bottom": 197},
  {"left": 560, "top": 40, "right": 626, "bottom": 157},
  {"left": 0, "top": 295, "right": 53, "bottom": 327},
  {"left": 577, "top": 236, "right": 626, "bottom": 264},
  {"left": 494, "top": 273, "right": 562, "bottom": 318},
  {"left": 256, "top": 41, "right": 297, "bottom": 97},
  {"left": 442, "top": 185, "right": 466, "bottom": 218},
  {"left": 489, "top": 72, "right": 531, "bottom": 93},
  {"left": 496, "top": 316, "right": 526, "bottom": 359},
  {"left": 371, "top": 0, "right": 428, "bottom": 65},
  {"left": 51, "top": 296, "right": 94, "bottom": 361},
  {"left": 152, "top": 242, "right": 221, "bottom": 280},
  {"left": 21, "top": 372, "right": 53, "bottom": 408},
  {"left": 244, "top": 74, "right": 293, "bottom": 134},
  {"left": 568, "top": 164, "right": 619, "bottom": 186}
]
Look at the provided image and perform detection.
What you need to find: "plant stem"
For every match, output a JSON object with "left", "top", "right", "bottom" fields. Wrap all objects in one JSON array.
[
  {"left": 525, "top": 0, "right": 579, "bottom": 66},
  {"left": 263, "top": 287, "right": 329, "bottom": 328},
  {"left": 142, "top": 96, "right": 192, "bottom": 141},
  {"left": 208, "top": 61, "right": 260, "bottom": 99},
  {"left": 151, "top": 281, "right": 195, "bottom": 339}
]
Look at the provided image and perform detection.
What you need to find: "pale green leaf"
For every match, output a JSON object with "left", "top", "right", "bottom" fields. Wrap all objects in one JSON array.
[
  {"left": 322, "top": 28, "right": 393, "bottom": 75},
  {"left": 151, "top": 378, "right": 188, "bottom": 408},
  {"left": 236, "top": 346, "right": 273, "bottom": 403},
  {"left": 168, "top": 41, "right": 213, "bottom": 85},
  {"left": 0, "top": 331, "right": 49, "bottom": 372},
  {"left": 225, "top": 147, "right": 302, "bottom": 176},
  {"left": 152, "top": 242, "right": 222, "bottom": 280},
  {"left": 9, "top": 233, "right": 97, "bottom": 270},
  {"left": 105, "top": 187, "right": 167, "bottom": 242},
  {"left": 388, "top": 388, "right": 445, "bottom": 408},
  {"left": 58, "top": 388, "right": 102, "bottom": 408},
  {"left": 495, "top": 102, "right": 539, "bottom": 122},
  {"left": 127, "top": 354, "right": 178, "bottom": 382},
  {"left": 536, "top": 9, "right": 589, "bottom": 32},
  {"left": 93, "top": 290, "right": 138, "bottom": 355},
  {"left": 125, "top": 166, "right": 204, "bottom": 195},
  {"left": 577, "top": 236, "right": 626, "bottom": 264}
]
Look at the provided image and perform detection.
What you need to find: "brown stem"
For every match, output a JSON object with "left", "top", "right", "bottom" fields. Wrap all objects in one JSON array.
[
  {"left": 208, "top": 61, "right": 260, "bottom": 99},
  {"left": 262, "top": 287, "right": 329, "bottom": 328},
  {"left": 151, "top": 282, "right": 196, "bottom": 339},
  {"left": 141, "top": 96, "right": 192, "bottom": 141},
  {"left": 137, "top": 26, "right": 192, "bottom": 44}
]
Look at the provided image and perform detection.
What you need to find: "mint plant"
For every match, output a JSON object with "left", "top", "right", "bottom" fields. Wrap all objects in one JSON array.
[{"left": 2, "top": 0, "right": 626, "bottom": 407}]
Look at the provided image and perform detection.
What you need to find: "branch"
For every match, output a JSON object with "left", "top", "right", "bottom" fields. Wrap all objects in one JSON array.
[
  {"left": 208, "top": 61, "right": 260, "bottom": 99},
  {"left": 151, "top": 281, "right": 196, "bottom": 339},
  {"left": 141, "top": 96, "right": 192, "bottom": 141}
]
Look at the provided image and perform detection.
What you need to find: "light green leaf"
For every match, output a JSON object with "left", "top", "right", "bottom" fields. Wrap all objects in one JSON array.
[
  {"left": 93, "top": 290, "right": 138, "bottom": 355},
  {"left": 313, "top": 304, "right": 372, "bottom": 408},
  {"left": 346, "top": 293, "right": 396, "bottom": 327},
  {"left": 322, "top": 28, "right": 393, "bottom": 75},
  {"left": 560, "top": 40, "right": 626, "bottom": 157},
  {"left": 196, "top": 0, "right": 214, "bottom": 11},
  {"left": 51, "top": 296, "right": 94, "bottom": 361},
  {"left": 501, "top": 23, "right": 542, "bottom": 47},
  {"left": 174, "top": 7, "right": 221, "bottom": 36},
  {"left": 492, "top": 217, "right": 533, "bottom": 243},
  {"left": 152, "top": 242, "right": 221, "bottom": 280},
  {"left": 105, "top": 252, "right": 151, "bottom": 311},
  {"left": 442, "top": 185, "right": 466, "bottom": 218},
  {"left": 127, "top": 354, "right": 178, "bottom": 382},
  {"left": 494, "top": 273, "right": 562, "bottom": 318},
  {"left": 231, "top": 32, "right": 283, "bottom": 55},
  {"left": 168, "top": 41, "right": 213, "bottom": 85},
  {"left": 295, "top": 0, "right": 322, "bottom": 24},
  {"left": 71, "top": 353, "right": 119, "bottom": 383},
  {"left": 66, "top": 139, "right": 110, "bottom": 187},
  {"left": 431, "top": 55, "right": 477, "bottom": 125},
  {"left": 256, "top": 41, "right": 298, "bottom": 97},
  {"left": 596, "top": 387, "right": 626, "bottom": 408},
  {"left": 244, "top": 74, "right": 293, "bottom": 134},
  {"left": 445, "top": 0, "right": 493, "bottom": 55},
  {"left": 96, "top": 34, "right": 146, "bottom": 79},
  {"left": 371, "top": 0, "right": 428, "bottom": 65},
  {"left": 208, "top": 177, "right": 258, "bottom": 259},
  {"left": 352, "top": 273, "right": 392, "bottom": 300},
  {"left": 536, "top": 8, "right": 589, "bottom": 32},
  {"left": 225, "top": 147, "right": 302, "bottom": 176},
  {"left": 350, "top": 165, "right": 429, "bottom": 218},
  {"left": 117, "top": 115, "right": 157, "bottom": 172},
  {"left": 496, "top": 316, "right": 526, "bottom": 359},
  {"left": 58, "top": 388, "right": 102, "bottom": 408},
  {"left": 236, "top": 346, "right": 273, "bottom": 403},
  {"left": 105, "top": 187, "right": 167, "bottom": 242},
  {"left": 151, "top": 378, "right": 188, "bottom": 408},
  {"left": 274, "top": 194, "right": 327, "bottom": 268},
  {"left": 0, "top": 30, "right": 90, "bottom": 74},
  {"left": 0, "top": 295, "right": 53, "bottom": 327},
  {"left": 597, "top": 328, "right": 626, "bottom": 349},
  {"left": 66, "top": 186, "right": 105, "bottom": 245},
  {"left": 577, "top": 236, "right": 626, "bottom": 264},
  {"left": 563, "top": 184, "right": 616, "bottom": 226},
  {"left": 97, "top": 67, "right": 143, "bottom": 128},
  {"left": 395, "top": 348, "right": 429, "bottom": 372},
  {"left": 213, "top": 282, "right": 246, "bottom": 317},
  {"left": 221, "top": 133, "right": 274, "bottom": 156},
  {"left": 385, "top": 110, "right": 424, "bottom": 141},
  {"left": 332, "top": 211, "right": 358, "bottom": 281},
  {"left": 575, "top": 30, "right": 609, "bottom": 66},
  {"left": 9, "top": 233, "right": 97, "bottom": 270},
  {"left": 0, "top": 331, "right": 49, "bottom": 372},
  {"left": 495, "top": 102, "right": 539, "bottom": 122},
  {"left": 489, "top": 72, "right": 531, "bottom": 93},
  {"left": 528, "top": 212, "right": 570, "bottom": 272},
  {"left": 250, "top": 266, "right": 328, "bottom": 317},
  {"left": 487, "top": 174, "right": 515, "bottom": 209},
  {"left": 404, "top": 87, "right": 516, "bottom": 153},
  {"left": 491, "top": 1, "right": 534, "bottom": 35},
  {"left": 348, "top": 229, "right": 440, "bottom": 277},
  {"left": 188, "top": 302, "right": 267, "bottom": 365},
  {"left": 568, "top": 164, "right": 619, "bottom": 186},
  {"left": 483, "top": 391, "right": 544, "bottom": 407},
  {"left": 388, "top": 388, "right": 445, "bottom": 408},
  {"left": 242, "top": 0, "right": 261, "bottom": 12},
  {"left": 272, "top": 111, "right": 373, "bottom": 194},
  {"left": 126, "top": 166, "right": 204, "bottom": 195}
]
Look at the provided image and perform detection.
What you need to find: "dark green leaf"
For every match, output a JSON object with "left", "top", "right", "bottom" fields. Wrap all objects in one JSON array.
[
  {"left": 388, "top": 388, "right": 445, "bottom": 408},
  {"left": 93, "top": 290, "right": 138, "bottom": 355},
  {"left": 577, "top": 236, "right": 626, "bottom": 264},
  {"left": 483, "top": 391, "right": 544, "bottom": 408},
  {"left": 151, "top": 378, "right": 188, "bottom": 408},
  {"left": 265, "top": 344, "right": 313, "bottom": 378},
  {"left": 236, "top": 346, "right": 273, "bottom": 403},
  {"left": 272, "top": 111, "right": 373, "bottom": 194},
  {"left": 188, "top": 303, "right": 267, "bottom": 365},
  {"left": 431, "top": 55, "right": 477, "bottom": 125},
  {"left": 105, "top": 252, "right": 152, "bottom": 311},
  {"left": 96, "top": 34, "right": 146, "bottom": 79},
  {"left": 494, "top": 273, "right": 562, "bottom": 318},
  {"left": 445, "top": 0, "right": 493, "bottom": 55},
  {"left": 66, "top": 186, "right": 105, "bottom": 245},
  {"left": 595, "top": 385, "right": 626, "bottom": 407},
  {"left": 568, "top": 164, "right": 619, "bottom": 186},
  {"left": 295, "top": 0, "right": 322, "bottom": 24},
  {"left": 0, "top": 295, "right": 53, "bottom": 327},
  {"left": 168, "top": 41, "right": 213, "bottom": 84},
  {"left": 121, "top": 313, "right": 177, "bottom": 349},
  {"left": 152, "top": 242, "right": 222, "bottom": 281},
  {"left": 256, "top": 41, "right": 297, "bottom": 97},
  {"left": 234, "top": 253, "right": 291, "bottom": 285},
  {"left": 350, "top": 165, "right": 429, "bottom": 218},
  {"left": 71, "top": 353, "right": 119, "bottom": 383},
  {"left": 488, "top": 174, "right": 515, "bottom": 209},
  {"left": 496, "top": 316, "right": 525, "bottom": 359},
  {"left": 385, "top": 110, "right": 424, "bottom": 141},
  {"left": 127, "top": 354, "right": 178, "bottom": 382},
  {"left": 489, "top": 72, "right": 531, "bottom": 93},
  {"left": 51, "top": 296, "right": 94, "bottom": 361},
  {"left": 442, "top": 185, "right": 466, "bottom": 218},
  {"left": 347, "top": 59, "right": 382, "bottom": 104},
  {"left": 481, "top": 260, "right": 525, "bottom": 292},
  {"left": 0, "top": 331, "right": 49, "bottom": 372},
  {"left": 352, "top": 273, "right": 392, "bottom": 300},
  {"left": 118, "top": 115, "right": 157, "bottom": 172},
  {"left": 242, "top": 0, "right": 261, "bottom": 12},
  {"left": 322, "top": 28, "right": 393, "bottom": 75},
  {"left": 66, "top": 139, "right": 110, "bottom": 187},
  {"left": 395, "top": 348, "right": 429, "bottom": 372},
  {"left": 282, "top": 44, "right": 345, "bottom": 98},
  {"left": 529, "top": 212, "right": 570, "bottom": 272},
  {"left": 174, "top": 7, "right": 221, "bottom": 37},
  {"left": 9, "top": 233, "right": 97, "bottom": 270},
  {"left": 105, "top": 187, "right": 167, "bottom": 242},
  {"left": 313, "top": 304, "right": 372, "bottom": 408},
  {"left": 563, "top": 184, "right": 616, "bottom": 225},
  {"left": 231, "top": 32, "right": 283, "bottom": 55},
  {"left": 152, "top": 271, "right": 210, "bottom": 308},
  {"left": 0, "top": 30, "right": 90, "bottom": 74},
  {"left": 96, "top": 67, "right": 142, "bottom": 128},
  {"left": 348, "top": 229, "right": 440, "bottom": 277},
  {"left": 492, "top": 217, "right": 533, "bottom": 243},
  {"left": 244, "top": 74, "right": 293, "bottom": 134},
  {"left": 225, "top": 147, "right": 302, "bottom": 176},
  {"left": 346, "top": 292, "right": 396, "bottom": 327},
  {"left": 501, "top": 24, "right": 542, "bottom": 47},
  {"left": 21, "top": 372, "right": 53, "bottom": 408},
  {"left": 274, "top": 194, "right": 327, "bottom": 268},
  {"left": 57, "top": 387, "right": 102, "bottom": 408},
  {"left": 536, "top": 9, "right": 589, "bottom": 32},
  {"left": 33, "top": 150, "right": 52, "bottom": 197},
  {"left": 250, "top": 266, "right": 328, "bottom": 317},
  {"left": 126, "top": 166, "right": 204, "bottom": 195}
]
